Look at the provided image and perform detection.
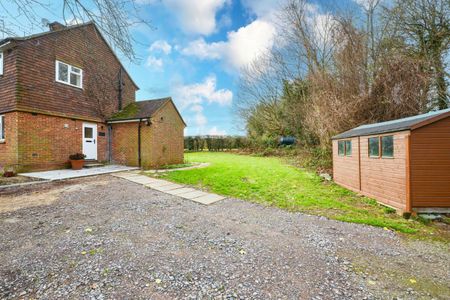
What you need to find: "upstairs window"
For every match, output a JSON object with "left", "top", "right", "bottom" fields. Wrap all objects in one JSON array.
[
  {"left": 338, "top": 140, "right": 352, "bottom": 156},
  {"left": 368, "top": 137, "right": 380, "bottom": 157},
  {"left": 0, "top": 115, "right": 4, "bottom": 141},
  {"left": 56, "top": 60, "right": 82, "bottom": 88},
  {"left": 381, "top": 135, "right": 394, "bottom": 158},
  {"left": 0, "top": 52, "right": 3, "bottom": 75}
]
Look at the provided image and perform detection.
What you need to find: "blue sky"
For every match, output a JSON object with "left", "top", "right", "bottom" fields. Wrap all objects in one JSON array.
[
  {"left": 1, "top": 0, "right": 362, "bottom": 136},
  {"left": 127, "top": 0, "right": 283, "bottom": 136}
]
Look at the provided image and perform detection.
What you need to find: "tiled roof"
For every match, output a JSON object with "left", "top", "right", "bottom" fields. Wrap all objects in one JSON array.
[{"left": 108, "top": 98, "right": 171, "bottom": 121}]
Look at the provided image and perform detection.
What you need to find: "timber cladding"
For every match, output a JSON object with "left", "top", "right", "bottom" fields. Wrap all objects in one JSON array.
[
  {"left": 410, "top": 117, "right": 450, "bottom": 208},
  {"left": 333, "top": 112, "right": 450, "bottom": 213},
  {"left": 332, "top": 137, "right": 360, "bottom": 191},
  {"left": 359, "top": 132, "right": 408, "bottom": 209}
]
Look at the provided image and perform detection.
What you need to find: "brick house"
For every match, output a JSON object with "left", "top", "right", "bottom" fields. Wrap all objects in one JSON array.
[{"left": 0, "top": 21, "right": 185, "bottom": 172}]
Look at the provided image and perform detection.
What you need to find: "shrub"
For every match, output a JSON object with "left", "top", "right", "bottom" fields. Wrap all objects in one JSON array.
[{"left": 69, "top": 153, "right": 86, "bottom": 160}]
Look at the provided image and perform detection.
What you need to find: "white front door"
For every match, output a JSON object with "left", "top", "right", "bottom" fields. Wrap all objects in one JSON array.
[{"left": 82, "top": 123, "right": 97, "bottom": 160}]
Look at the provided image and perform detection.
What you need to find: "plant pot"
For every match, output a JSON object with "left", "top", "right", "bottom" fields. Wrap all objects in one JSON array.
[
  {"left": 70, "top": 159, "right": 85, "bottom": 170},
  {"left": 3, "top": 171, "right": 15, "bottom": 178}
]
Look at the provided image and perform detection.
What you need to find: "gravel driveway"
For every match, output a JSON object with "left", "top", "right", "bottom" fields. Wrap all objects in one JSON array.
[{"left": 0, "top": 175, "right": 449, "bottom": 299}]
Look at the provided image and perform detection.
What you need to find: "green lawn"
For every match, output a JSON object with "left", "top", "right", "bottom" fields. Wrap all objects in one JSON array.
[{"left": 155, "top": 152, "right": 444, "bottom": 238}]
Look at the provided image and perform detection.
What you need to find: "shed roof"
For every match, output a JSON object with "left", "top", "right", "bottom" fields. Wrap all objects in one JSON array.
[
  {"left": 108, "top": 97, "right": 186, "bottom": 126},
  {"left": 332, "top": 108, "right": 450, "bottom": 140}
]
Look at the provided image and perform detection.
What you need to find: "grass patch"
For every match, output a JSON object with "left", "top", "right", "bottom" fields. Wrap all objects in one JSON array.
[
  {"left": 154, "top": 152, "right": 446, "bottom": 239},
  {"left": 158, "top": 163, "right": 194, "bottom": 170}
]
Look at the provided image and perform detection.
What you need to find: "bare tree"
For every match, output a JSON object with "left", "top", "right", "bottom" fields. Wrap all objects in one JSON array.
[
  {"left": 1, "top": 0, "right": 153, "bottom": 61},
  {"left": 386, "top": 0, "right": 450, "bottom": 109},
  {"left": 235, "top": 0, "right": 433, "bottom": 150}
]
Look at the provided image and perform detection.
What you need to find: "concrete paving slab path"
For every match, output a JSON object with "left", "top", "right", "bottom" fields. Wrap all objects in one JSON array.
[
  {"left": 152, "top": 183, "right": 184, "bottom": 192},
  {"left": 20, "top": 165, "right": 139, "bottom": 181},
  {"left": 113, "top": 172, "right": 226, "bottom": 205}
]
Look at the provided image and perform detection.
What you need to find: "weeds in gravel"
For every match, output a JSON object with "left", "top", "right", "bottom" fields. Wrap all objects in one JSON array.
[{"left": 156, "top": 152, "right": 446, "bottom": 240}]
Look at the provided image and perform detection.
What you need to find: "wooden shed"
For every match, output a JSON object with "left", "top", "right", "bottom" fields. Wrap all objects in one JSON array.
[{"left": 332, "top": 108, "right": 450, "bottom": 214}]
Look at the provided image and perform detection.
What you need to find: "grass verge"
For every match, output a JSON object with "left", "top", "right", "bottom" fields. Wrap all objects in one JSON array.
[{"left": 154, "top": 152, "right": 447, "bottom": 240}]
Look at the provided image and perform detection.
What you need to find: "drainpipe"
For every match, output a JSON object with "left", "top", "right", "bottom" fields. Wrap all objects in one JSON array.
[
  {"left": 138, "top": 119, "right": 142, "bottom": 168},
  {"left": 118, "top": 68, "right": 123, "bottom": 111},
  {"left": 107, "top": 124, "right": 113, "bottom": 163}
]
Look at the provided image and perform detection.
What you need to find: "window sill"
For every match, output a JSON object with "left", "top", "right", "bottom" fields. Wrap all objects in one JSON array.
[
  {"left": 55, "top": 80, "right": 83, "bottom": 90},
  {"left": 381, "top": 156, "right": 394, "bottom": 159},
  {"left": 0, "top": 139, "right": 5, "bottom": 144}
]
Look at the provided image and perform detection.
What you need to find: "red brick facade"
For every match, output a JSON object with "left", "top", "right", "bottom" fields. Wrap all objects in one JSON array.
[
  {"left": 111, "top": 101, "right": 185, "bottom": 169},
  {"left": 0, "top": 23, "right": 185, "bottom": 172}
]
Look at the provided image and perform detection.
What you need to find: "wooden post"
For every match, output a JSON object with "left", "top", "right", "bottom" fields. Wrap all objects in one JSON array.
[
  {"left": 405, "top": 134, "right": 412, "bottom": 213},
  {"left": 358, "top": 136, "right": 362, "bottom": 191}
]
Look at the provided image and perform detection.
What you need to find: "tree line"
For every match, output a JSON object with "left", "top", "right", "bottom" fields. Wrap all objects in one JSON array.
[
  {"left": 184, "top": 136, "right": 248, "bottom": 152},
  {"left": 235, "top": 0, "right": 449, "bottom": 150}
]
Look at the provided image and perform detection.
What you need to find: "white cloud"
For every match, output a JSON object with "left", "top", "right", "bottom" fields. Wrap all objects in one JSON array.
[
  {"left": 195, "top": 112, "right": 208, "bottom": 127},
  {"left": 182, "top": 39, "right": 223, "bottom": 59},
  {"left": 181, "top": 19, "right": 276, "bottom": 71},
  {"left": 208, "top": 126, "right": 226, "bottom": 136},
  {"left": 241, "top": 0, "right": 282, "bottom": 20},
  {"left": 163, "top": 0, "right": 228, "bottom": 35},
  {"left": 149, "top": 40, "right": 172, "bottom": 55},
  {"left": 66, "top": 17, "right": 83, "bottom": 25},
  {"left": 173, "top": 75, "right": 233, "bottom": 109},
  {"left": 353, "top": 0, "right": 382, "bottom": 10},
  {"left": 190, "top": 104, "right": 204, "bottom": 113},
  {"left": 171, "top": 75, "right": 233, "bottom": 134},
  {"left": 146, "top": 56, "right": 163, "bottom": 69},
  {"left": 304, "top": 4, "right": 338, "bottom": 49}
]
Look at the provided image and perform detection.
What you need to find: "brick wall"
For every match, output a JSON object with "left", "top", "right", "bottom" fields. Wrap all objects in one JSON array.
[
  {"left": 147, "top": 101, "right": 184, "bottom": 168},
  {"left": 2, "top": 23, "right": 137, "bottom": 120},
  {"left": 111, "top": 102, "right": 185, "bottom": 169},
  {"left": 0, "top": 48, "right": 18, "bottom": 114},
  {"left": 15, "top": 112, "right": 108, "bottom": 172},
  {"left": 0, "top": 112, "right": 19, "bottom": 171},
  {"left": 111, "top": 122, "right": 140, "bottom": 167}
]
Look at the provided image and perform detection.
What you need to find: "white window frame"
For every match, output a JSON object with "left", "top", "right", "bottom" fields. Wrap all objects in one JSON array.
[
  {"left": 55, "top": 60, "right": 83, "bottom": 88},
  {"left": 0, "top": 52, "right": 4, "bottom": 76},
  {"left": 0, "top": 115, "right": 5, "bottom": 142}
]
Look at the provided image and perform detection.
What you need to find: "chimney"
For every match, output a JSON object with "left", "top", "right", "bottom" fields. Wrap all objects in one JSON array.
[{"left": 49, "top": 22, "right": 66, "bottom": 31}]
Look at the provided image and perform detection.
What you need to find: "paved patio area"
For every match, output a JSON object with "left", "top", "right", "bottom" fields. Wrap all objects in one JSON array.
[
  {"left": 113, "top": 172, "right": 226, "bottom": 205},
  {"left": 20, "top": 165, "right": 139, "bottom": 181}
]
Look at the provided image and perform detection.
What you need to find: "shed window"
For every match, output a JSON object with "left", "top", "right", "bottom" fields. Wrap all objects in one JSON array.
[
  {"left": 338, "top": 141, "right": 345, "bottom": 156},
  {"left": 381, "top": 135, "right": 394, "bottom": 158},
  {"left": 368, "top": 137, "right": 379, "bottom": 157},
  {"left": 345, "top": 140, "right": 352, "bottom": 156},
  {"left": 56, "top": 60, "right": 82, "bottom": 88},
  {"left": 338, "top": 140, "right": 352, "bottom": 156},
  {"left": 0, "top": 51, "right": 3, "bottom": 75},
  {"left": 0, "top": 115, "right": 4, "bottom": 141}
]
